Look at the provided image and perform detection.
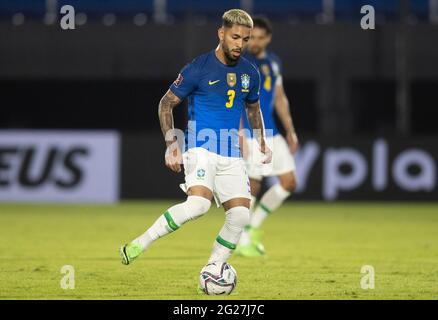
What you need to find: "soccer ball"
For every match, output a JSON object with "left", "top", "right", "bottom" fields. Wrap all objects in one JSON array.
[{"left": 199, "top": 262, "right": 237, "bottom": 295}]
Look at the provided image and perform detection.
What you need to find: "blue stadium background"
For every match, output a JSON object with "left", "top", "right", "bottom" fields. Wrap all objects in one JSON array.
[{"left": 0, "top": 0, "right": 432, "bottom": 21}]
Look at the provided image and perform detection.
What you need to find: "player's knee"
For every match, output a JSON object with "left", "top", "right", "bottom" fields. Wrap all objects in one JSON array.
[
  {"left": 280, "top": 175, "right": 297, "bottom": 193},
  {"left": 226, "top": 206, "right": 250, "bottom": 229},
  {"left": 186, "top": 195, "right": 211, "bottom": 220}
]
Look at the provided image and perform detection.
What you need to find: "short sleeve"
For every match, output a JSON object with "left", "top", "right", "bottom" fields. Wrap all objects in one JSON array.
[
  {"left": 169, "top": 61, "right": 199, "bottom": 100},
  {"left": 271, "top": 55, "right": 283, "bottom": 87},
  {"left": 271, "top": 54, "right": 283, "bottom": 76},
  {"left": 245, "top": 67, "right": 261, "bottom": 104}
]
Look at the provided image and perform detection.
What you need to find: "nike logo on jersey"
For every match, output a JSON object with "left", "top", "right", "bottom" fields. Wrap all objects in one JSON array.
[{"left": 208, "top": 80, "right": 220, "bottom": 85}]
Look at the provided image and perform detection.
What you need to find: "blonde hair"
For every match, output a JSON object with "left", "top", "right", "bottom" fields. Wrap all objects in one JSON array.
[{"left": 222, "top": 9, "right": 253, "bottom": 29}]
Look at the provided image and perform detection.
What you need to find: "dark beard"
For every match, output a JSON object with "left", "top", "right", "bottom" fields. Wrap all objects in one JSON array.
[{"left": 223, "top": 47, "right": 239, "bottom": 65}]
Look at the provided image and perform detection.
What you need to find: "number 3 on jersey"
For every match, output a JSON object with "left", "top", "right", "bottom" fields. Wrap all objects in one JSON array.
[{"left": 225, "top": 89, "right": 235, "bottom": 108}]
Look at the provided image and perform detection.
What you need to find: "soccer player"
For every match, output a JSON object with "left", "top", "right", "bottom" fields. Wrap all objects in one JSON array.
[
  {"left": 236, "top": 16, "right": 299, "bottom": 257},
  {"left": 120, "top": 10, "right": 271, "bottom": 270}
]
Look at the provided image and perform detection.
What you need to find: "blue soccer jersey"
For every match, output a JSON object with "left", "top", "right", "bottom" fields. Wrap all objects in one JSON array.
[
  {"left": 170, "top": 50, "right": 261, "bottom": 157},
  {"left": 242, "top": 51, "right": 283, "bottom": 137}
]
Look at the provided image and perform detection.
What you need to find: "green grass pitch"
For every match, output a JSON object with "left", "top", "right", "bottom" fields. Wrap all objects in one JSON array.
[{"left": 1, "top": 201, "right": 437, "bottom": 300}]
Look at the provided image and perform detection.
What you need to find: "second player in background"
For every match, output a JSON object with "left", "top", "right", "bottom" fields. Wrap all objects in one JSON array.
[{"left": 237, "top": 16, "right": 299, "bottom": 257}]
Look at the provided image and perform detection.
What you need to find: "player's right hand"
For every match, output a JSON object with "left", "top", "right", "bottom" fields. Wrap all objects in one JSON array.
[
  {"left": 165, "top": 142, "right": 183, "bottom": 173},
  {"left": 260, "top": 142, "right": 272, "bottom": 164}
]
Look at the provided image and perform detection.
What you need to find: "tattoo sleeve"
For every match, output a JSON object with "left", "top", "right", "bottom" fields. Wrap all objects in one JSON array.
[
  {"left": 245, "top": 100, "right": 266, "bottom": 147},
  {"left": 158, "top": 89, "right": 182, "bottom": 147}
]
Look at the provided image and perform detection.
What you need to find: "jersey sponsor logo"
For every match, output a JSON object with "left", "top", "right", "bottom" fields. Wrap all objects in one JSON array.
[
  {"left": 227, "top": 73, "right": 236, "bottom": 87},
  {"left": 208, "top": 80, "right": 220, "bottom": 85},
  {"left": 241, "top": 74, "right": 250, "bottom": 91},
  {"left": 173, "top": 73, "right": 183, "bottom": 87}
]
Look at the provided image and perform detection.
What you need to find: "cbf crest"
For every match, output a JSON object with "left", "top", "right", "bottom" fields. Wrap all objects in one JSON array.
[
  {"left": 241, "top": 74, "right": 250, "bottom": 92},
  {"left": 196, "top": 169, "right": 205, "bottom": 180},
  {"left": 261, "top": 64, "right": 270, "bottom": 76},
  {"left": 227, "top": 73, "right": 236, "bottom": 87}
]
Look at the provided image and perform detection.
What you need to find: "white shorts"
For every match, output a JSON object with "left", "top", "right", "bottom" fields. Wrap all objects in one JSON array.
[
  {"left": 179, "top": 147, "right": 251, "bottom": 207},
  {"left": 244, "top": 134, "right": 296, "bottom": 181}
]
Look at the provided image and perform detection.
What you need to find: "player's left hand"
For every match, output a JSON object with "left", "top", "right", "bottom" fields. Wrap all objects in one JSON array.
[
  {"left": 286, "top": 131, "right": 299, "bottom": 154},
  {"left": 165, "top": 141, "right": 183, "bottom": 173},
  {"left": 260, "top": 142, "right": 272, "bottom": 164}
]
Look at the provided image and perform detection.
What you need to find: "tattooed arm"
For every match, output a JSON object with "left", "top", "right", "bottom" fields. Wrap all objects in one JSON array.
[
  {"left": 238, "top": 116, "right": 249, "bottom": 160},
  {"left": 158, "top": 89, "right": 183, "bottom": 172},
  {"left": 245, "top": 100, "right": 272, "bottom": 164}
]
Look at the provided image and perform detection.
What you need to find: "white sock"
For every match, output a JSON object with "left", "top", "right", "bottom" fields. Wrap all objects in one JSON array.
[
  {"left": 238, "top": 195, "right": 257, "bottom": 246},
  {"left": 238, "top": 225, "right": 252, "bottom": 246},
  {"left": 208, "top": 206, "right": 249, "bottom": 263},
  {"left": 251, "top": 184, "right": 290, "bottom": 228},
  {"left": 133, "top": 196, "right": 211, "bottom": 251}
]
